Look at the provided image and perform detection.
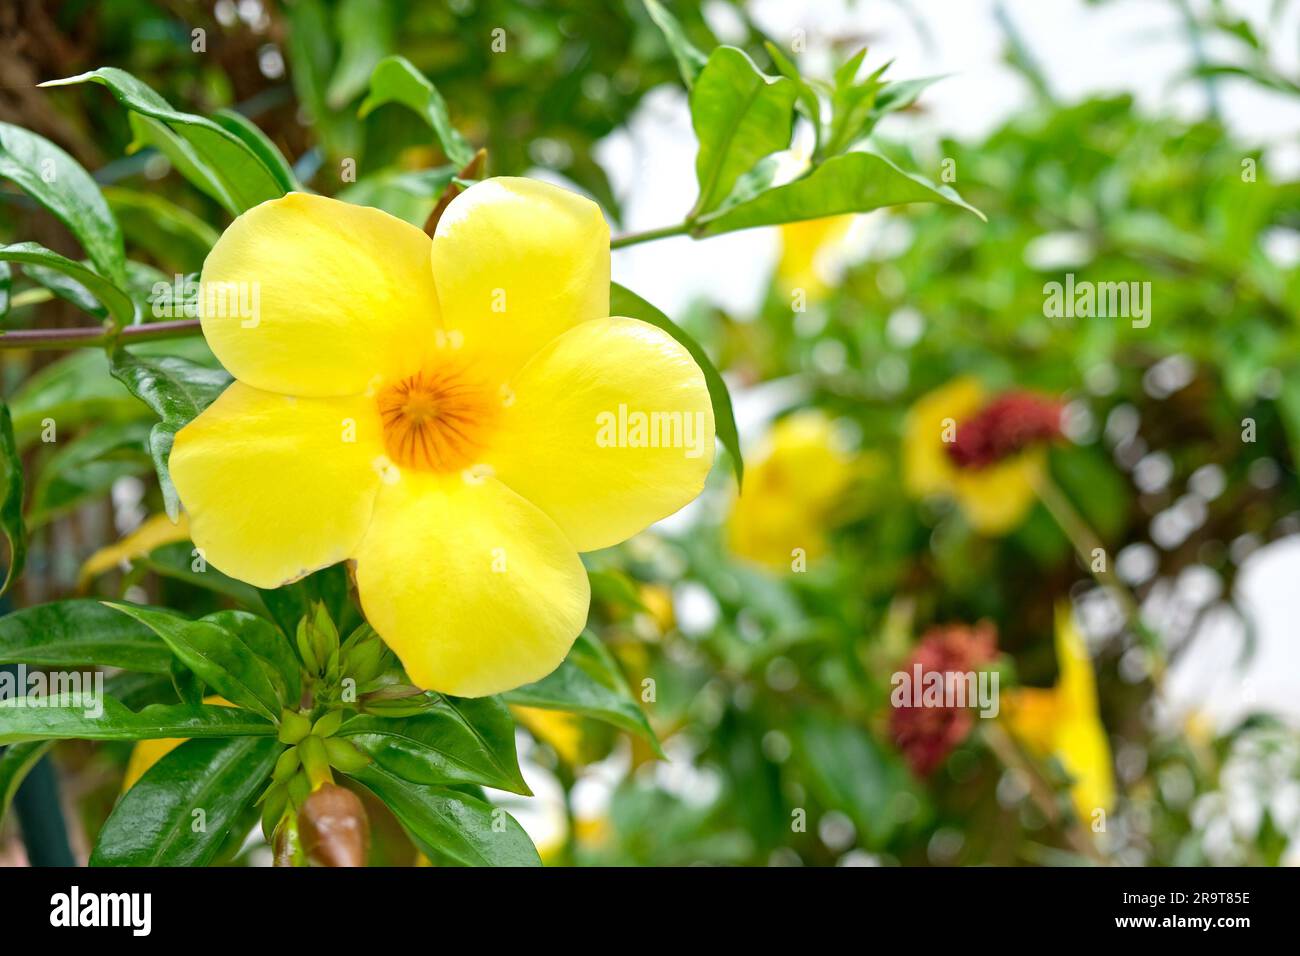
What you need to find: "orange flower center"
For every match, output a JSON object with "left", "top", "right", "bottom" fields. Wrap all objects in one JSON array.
[{"left": 376, "top": 366, "right": 498, "bottom": 472}]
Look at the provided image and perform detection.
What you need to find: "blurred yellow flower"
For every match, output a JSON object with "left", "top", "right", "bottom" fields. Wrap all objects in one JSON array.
[
  {"left": 511, "top": 705, "right": 584, "bottom": 766},
  {"left": 77, "top": 513, "right": 191, "bottom": 589},
  {"left": 122, "top": 696, "right": 231, "bottom": 792},
  {"left": 727, "top": 410, "right": 863, "bottom": 570},
  {"left": 1003, "top": 606, "right": 1115, "bottom": 822},
  {"left": 171, "top": 179, "right": 715, "bottom": 697},
  {"left": 775, "top": 215, "right": 853, "bottom": 302},
  {"left": 902, "top": 377, "right": 1058, "bottom": 535}
]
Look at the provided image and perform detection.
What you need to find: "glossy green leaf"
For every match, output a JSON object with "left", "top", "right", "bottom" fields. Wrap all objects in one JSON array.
[
  {"left": 91, "top": 736, "right": 280, "bottom": 866},
  {"left": 27, "top": 421, "right": 151, "bottom": 526},
  {"left": 0, "top": 599, "right": 174, "bottom": 672},
  {"left": 0, "top": 696, "right": 274, "bottom": 745},
  {"left": 8, "top": 349, "right": 147, "bottom": 449},
  {"left": 43, "top": 68, "right": 284, "bottom": 213},
  {"left": 0, "top": 121, "right": 126, "bottom": 284},
  {"left": 359, "top": 55, "right": 474, "bottom": 167},
  {"left": 0, "top": 403, "right": 23, "bottom": 596},
  {"left": 505, "top": 631, "right": 660, "bottom": 753},
  {"left": 690, "top": 47, "right": 797, "bottom": 217},
  {"left": 210, "top": 109, "right": 300, "bottom": 194},
  {"left": 696, "top": 149, "right": 985, "bottom": 236},
  {"left": 127, "top": 112, "right": 237, "bottom": 215},
  {"left": 138, "top": 540, "right": 265, "bottom": 611},
  {"left": 340, "top": 695, "right": 530, "bottom": 795},
  {"left": 202, "top": 610, "right": 301, "bottom": 707},
  {"left": 643, "top": 0, "right": 708, "bottom": 89},
  {"left": 350, "top": 763, "right": 540, "bottom": 866},
  {"left": 105, "top": 603, "right": 281, "bottom": 722},
  {"left": 107, "top": 348, "right": 231, "bottom": 521},
  {"left": 257, "top": 563, "right": 355, "bottom": 639},
  {"left": 0, "top": 242, "right": 135, "bottom": 326},
  {"left": 764, "top": 42, "right": 823, "bottom": 145},
  {"left": 610, "top": 281, "right": 741, "bottom": 486}
]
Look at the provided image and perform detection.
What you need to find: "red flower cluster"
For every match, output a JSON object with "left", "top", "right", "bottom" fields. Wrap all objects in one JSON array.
[
  {"left": 889, "top": 622, "right": 998, "bottom": 776},
  {"left": 946, "top": 392, "right": 1063, "bottom": 469}
]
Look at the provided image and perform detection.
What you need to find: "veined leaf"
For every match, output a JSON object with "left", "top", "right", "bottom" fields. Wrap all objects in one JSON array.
[
  {"left": 0, "top": 242, "right": 135, "bottom": 327},
  {"left": 91, "top": 736, "right": 280, "bottom": 866},
  {"left": 610, "top": 281, "right": 741, "bottom": 486},
  {"left": 140, "top": 540, "right": 266, "bottom": 611},
  {"left": 0, "top": 121, "right": 126, "bottom": 284},
  {"left": 0, "top": 403, "right": 24, "bottom": 596},
  {"left": 0, "top": 696, "right": 274, "bottom": 745},
  {"left": 690, "top": 47, "right": 797, "bottom": 217},
  {"left": 359, "top": 56, "right": 474, "bottom": 167},
  {"left": 42, "top": 68, "right": 285, "bottom": 214},
  {"left": 9, "top": 349, "right": 147, "bottom": 449},
  {"left": 350, "top": 763, "right": 540, "bottom": 867},
  {"left": 127, "top": 112, "right": 237, "bottom": 215},
  {"left": 643, "top": 0, "right": 708, "bottom": 89},
  {"left": 104, "top": 603, "right": 281, "bottom": 722},
  {"left": 505, "top": 630, "right": 661, "bottom": 754},
  {"left": 210, "top": 109, "right": 300, "bottom": 194},
  {"left": 107, "top": 348, "right": 231, "bottom": 521},
  {"left": 339, "top": 695, "right": 530, "bottom": 795},
  {"left": 0, "top": 599, "right": 174, "bottom": 673},
  {"left": 203, "top": 610, "right": 301, "bottom": 708},
  {"left": 696, "top": 149, "right": 984, "bottom": 235}
]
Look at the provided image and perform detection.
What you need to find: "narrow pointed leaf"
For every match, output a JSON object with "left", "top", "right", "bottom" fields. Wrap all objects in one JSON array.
[
  {"left": 0, "top": 242, "right": 134, "bottom": 326},
  {"left": 0, "top": 696, "right": 274, "bottom": 745},
  {"left": 0, "top": 598, "right": 174, "bottom": 672},
  {"left": 359, "top": 56, "right": 474, "bottom": 166}
]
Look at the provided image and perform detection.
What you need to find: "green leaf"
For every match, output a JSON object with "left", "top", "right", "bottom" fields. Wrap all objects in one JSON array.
[
  {"left": 138, "top": 540, "right": 266, "bottom": 611},
  {"left": 0, "top": 261, "right": 10, "bottom": 317},
  {"left": 0, "top": 599, "right": 174, "bottom": 672},
  {"left": 350, "top": 763, "right": 540, "bottom": 866},
  {"left": 0, "top": 740, "right": 52, "bottom": 826},
  {"left": 690, "top": 47, "right": 797, "bottom": 217},
  {"left": 103, "top": 187, "right": 219, "bottom": 275},
  {"left": 0, "top": 121, "right": 126, "bottom": 284},
  {"left": 0, "top": 696, "right": 274, "bottom": 745},
  {"left": 0, "top": 403, "right": 24, "bottom": 596},
  {"left": 107, "top": 348, "right": 231, "bottom": 520},
  {"left": 339, "top": 695, "right": 530, "bottom": 795},
  {"left": 610, "top": 281, "right": 741, "bottom": 486},
  {"left": 764, "top": 42, "right": 823, "bottom": 145},
  {"left": 104, "top": 603, "right": 281, "bottom": 722},
  {"left": 127, "top": 112, "right": 237, "bottom": 215},
  {"left": 202, "top": 610, "right": 301, "bottom": 708},
  {"left": 27, "top": 421, "right": 151, "bottom": 526},
  {"left": 696, "top": 150, "right": 984, "bottom": 236},
  {"left": 643, "top": 0, "right": 708, "bottom": 89},
  {"left": 257, "top": 563, "right": 355, "bottom": 639},
  {"left": 326, "top": 0, "right": 395, "bottom": 109},
  {"left": 9, "top": 349, "right": 147, "bottom": 448},
  {"left": 505, "top": 631, "right": 661, "bottom": 754},
  {"left": 209, "top": 109, "right": 300, "bottom": 194},
  {"left": 0, "top": 242, "right": 135, "bottom": 327},
  {"left": 91, "top": 736, "right": 280, "bottom": 866},
  {"left": 359, "top": 56, "right": 474, "bottom": 167},
  {"left": 43, "top": 68, "right": 285, "bottom": 214}
]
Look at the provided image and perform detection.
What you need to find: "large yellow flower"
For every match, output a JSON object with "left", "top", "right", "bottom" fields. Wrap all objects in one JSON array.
[
  {"left": 775, "top": 215, "right": 853, "bottom": 302},
  {"left": 902, "top": 377, "right": 1050, "bottom": 535},
  {"left": 726, "top": 410, "right": 862, "bottom": 570},
  {"left": 170, "top": 179, "right": 715, "bottom": 697},
  {"left": 1002, "top": 605, "right": 1115, "bottom": 822}
]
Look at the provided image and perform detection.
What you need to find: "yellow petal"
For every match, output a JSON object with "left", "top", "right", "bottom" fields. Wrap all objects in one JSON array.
[
  {"left": 200, "top": 193, "right": 440, "bottom": 397},
  {"left": 431, "top": 177, "right": 609, "bottom": 384},
  {"left": 902, "top": 377, "right": 984, "bottom": 498},
  {"left": 353, "top": 471, "right": 590, "bottom": 697},
  {"left": 511, "top": 705, "right": 584, "bottom": 765},
  {"left": 78, "top": 513, "right": 191, "bottom": 588},
  {"left": 951, "top": 450, "right": 1043, "bottom": 535},
  {"left": 775, "top": 215, "right": 852, "bottom": 300},
  {"left": 170, "top": 382, "right": 384, "bottom": 589},
  {"left": 488, "top": 317, "right": 714, "bottom": 552}
]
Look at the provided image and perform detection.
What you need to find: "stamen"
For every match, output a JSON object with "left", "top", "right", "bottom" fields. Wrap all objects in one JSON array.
[{"left": 376, "top": 366, "right": 497, "bottom": 472}]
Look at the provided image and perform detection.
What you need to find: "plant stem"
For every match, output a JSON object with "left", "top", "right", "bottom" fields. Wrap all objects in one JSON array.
[
  {"left": 0, "top": 318, "right": 202, "bottom": 351},
  {"left": 981, "top": 721, "right": 1106, "bottom": 865},
  {"left": 610, "top": 221, "right": 693, "bottom": 249}
]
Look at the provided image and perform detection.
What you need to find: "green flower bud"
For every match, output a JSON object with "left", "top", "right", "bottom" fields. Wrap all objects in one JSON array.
[
  {"left": 298, "top": 734, "right": 333, "bottom": 790},
  {"left": 278, "top": 709, "right": 312, "bottom": 745},
  {"left": 272, "top": 747, "right": 301, "bottom": 784},
  {"left": 312, "top": 709, "right": 345, "bottom": 738},
  {"left": 261, "top": 782, "right": 289, "bottom": 843},
  {"left": 324, "top": 736, "right": 371, "bottom": 773}
]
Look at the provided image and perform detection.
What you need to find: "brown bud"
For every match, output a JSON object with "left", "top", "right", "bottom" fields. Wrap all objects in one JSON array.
[{"left": 299, "top": 783, "right": 370, "bottom": 867}]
